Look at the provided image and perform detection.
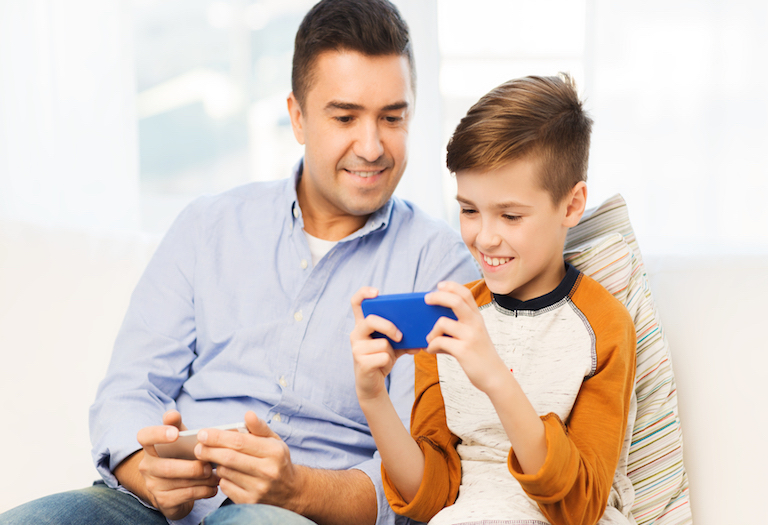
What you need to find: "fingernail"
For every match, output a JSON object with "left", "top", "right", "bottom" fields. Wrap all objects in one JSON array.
[
  {"left": 198, "top": 430, "right": 208, "bottom": 442},
  {"left": 396, "top": 330, "right": 402, "bottom": 341},
  {"left": 166, "top": 427, "right": 177, "bottom": 440}
]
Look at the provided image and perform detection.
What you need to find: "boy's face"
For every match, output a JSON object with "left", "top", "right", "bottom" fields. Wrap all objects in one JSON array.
[{"left": 456, "top": 156, "right": 575, "bottom": 301}]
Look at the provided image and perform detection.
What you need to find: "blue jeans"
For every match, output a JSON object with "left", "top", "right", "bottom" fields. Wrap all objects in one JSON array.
[
  {"left": 203, "top": 504, "right": 316, "bottom": 525},
  {"left": 0, "top": 482, "right": 166, "bottom": 525},
  {"left": 0, "top": 482, "right": 317, "bottom": 525}
]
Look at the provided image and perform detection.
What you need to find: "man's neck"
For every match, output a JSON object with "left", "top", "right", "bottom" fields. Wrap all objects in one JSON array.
[
  {"left": 302, "top": 212, "right": 368, "bottom": 241},
  {"left": 296, "top": 186, "right": 369, "bottom": 242}
]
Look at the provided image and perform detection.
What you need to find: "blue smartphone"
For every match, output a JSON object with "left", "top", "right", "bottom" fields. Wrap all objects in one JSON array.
[{"left": 361, "top": 292, "right": 457, "bottom": 350}]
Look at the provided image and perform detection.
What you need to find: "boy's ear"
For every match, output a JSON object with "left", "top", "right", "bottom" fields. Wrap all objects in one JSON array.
[
  {"left": 562, "top": 181, "right": 588, "bottom": 228},
  {"left": 287, "top": 92, "right": 306, "bottom": 145}
]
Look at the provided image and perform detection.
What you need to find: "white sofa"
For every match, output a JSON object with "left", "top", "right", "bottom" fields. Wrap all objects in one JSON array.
[{"left": 1, "top": 218, "right": 766, "bottom": 523}]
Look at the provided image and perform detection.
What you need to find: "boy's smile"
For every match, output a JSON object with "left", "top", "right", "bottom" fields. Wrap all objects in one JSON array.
[{"left": 456, "top": 156, "right": 583, "bottom": 301}]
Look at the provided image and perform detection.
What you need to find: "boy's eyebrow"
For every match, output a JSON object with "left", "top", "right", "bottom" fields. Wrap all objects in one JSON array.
[
  {"left": 325, "top": 100, "right": 409, "bottom": 112},
  {"left": 456, "top": 195, "right": 533, "bottom": 209}
]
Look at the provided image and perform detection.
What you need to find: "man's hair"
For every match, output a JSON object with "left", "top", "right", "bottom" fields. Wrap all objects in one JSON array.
[
  {"left": 446, "top": 74, "right": 593, "bottom": 204},
  {"left": 292, "top": 0, "right": 414, "bottom": 107}
]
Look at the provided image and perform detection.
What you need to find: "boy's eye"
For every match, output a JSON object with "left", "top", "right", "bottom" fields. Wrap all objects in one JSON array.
[
  {"left": 503, "top": 214, "right": 521, "bottom": 222},
  {"left": 460, "top": 208, "right": 477, "bottom": 215}
]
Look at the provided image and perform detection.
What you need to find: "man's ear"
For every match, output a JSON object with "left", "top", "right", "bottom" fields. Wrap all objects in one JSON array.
[
  {"left": 562, "top": 181, "right": 588, "bottom": 228},
  {"left": 287, "top": 92, "right": 305, "bottom": 145}
]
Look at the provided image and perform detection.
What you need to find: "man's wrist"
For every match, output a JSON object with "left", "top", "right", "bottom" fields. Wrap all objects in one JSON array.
[{"left": 114, "top": 450, "right": 157, "bottom": 508}]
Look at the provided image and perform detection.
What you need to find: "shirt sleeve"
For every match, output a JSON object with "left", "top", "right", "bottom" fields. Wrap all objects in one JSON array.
[
  {"left": 382, "top": 351, "right": 462, "bottom": 523},
  {"left": 88, "top": 198, "right": 204, "bottom": 486},
  {"left": 508, "top": 278, "right": 637, "bottom": 525},
  {"left": 376, "top": 223, "right": 478, "bottom": 524}
]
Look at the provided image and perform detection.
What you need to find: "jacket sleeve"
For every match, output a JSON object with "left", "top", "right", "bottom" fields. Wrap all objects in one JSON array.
[
  {"left": 508, "top": 277, "right": 637, "bottom": 525},
  {"left": 382, "top": 350, "right": 462, "bottom": 523}
]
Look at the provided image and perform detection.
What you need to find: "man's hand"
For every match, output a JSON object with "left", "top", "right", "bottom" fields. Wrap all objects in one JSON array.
[
  {"left": 117, "top": 410, "right": 220, "bottom": 521},
  {"left": 194, "top": 411, "right": 302, "bottom": 508}
]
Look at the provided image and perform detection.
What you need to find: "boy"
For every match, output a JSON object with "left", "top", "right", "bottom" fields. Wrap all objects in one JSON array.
[{"left": 350, "top": 74, "right": 637, "bottom": 525}]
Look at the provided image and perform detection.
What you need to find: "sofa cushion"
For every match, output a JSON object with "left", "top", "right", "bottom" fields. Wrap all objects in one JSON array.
[{"left": 564, "top": 195, "right": 692, "bottom": 524}]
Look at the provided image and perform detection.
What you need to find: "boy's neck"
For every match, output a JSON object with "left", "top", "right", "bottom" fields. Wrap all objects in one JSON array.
[{"left": 492, "top": 262, "right": 576, "bottom": 312}]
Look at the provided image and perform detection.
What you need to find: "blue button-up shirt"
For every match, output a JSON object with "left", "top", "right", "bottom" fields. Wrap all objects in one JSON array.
[{"left": 89, "top": 162, "right": 479, "bottom": 525}]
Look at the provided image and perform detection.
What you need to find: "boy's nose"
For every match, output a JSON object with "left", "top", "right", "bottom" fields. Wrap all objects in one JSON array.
[{"left": 476, "top": 222, "right": 502, "bottom": 249}]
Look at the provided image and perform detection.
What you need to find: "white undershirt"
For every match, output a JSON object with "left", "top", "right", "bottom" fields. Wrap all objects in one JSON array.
[{"left": 303, "top": 230, "right": 338, "bottom": 266}]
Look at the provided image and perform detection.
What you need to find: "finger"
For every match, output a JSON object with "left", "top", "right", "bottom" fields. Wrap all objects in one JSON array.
[
  {"left": 425, "top": 316, "right": 462, "bottom": 344},
  {"left": 138, "top": 425, "right": 180, "bottom": 457},
  {"left": 244, "top": 411, "right": 281, "bottom": 439},
  {"left": 351, "top": 287, "right": 379, "bottom": 322},
  {"left": 152, "top": 484, "right": 219, "bottom": 513},
  {"left": 425, "top": 289, "right": 475, "bottom": 320},
  {"left": 356, "top": 348, "right": 397, "bottom": 372},
  {"left": 162, "top": 410, "right": 188, "bottom": 432},
  {"left": 425, "top": 335, "right": 462, "bottom": 356},
  {"left": 359, "top": 314, "right": 402, "bottom": 343},
  {"left": 143, "top": 454, "right": 215, "bottom": 481}
]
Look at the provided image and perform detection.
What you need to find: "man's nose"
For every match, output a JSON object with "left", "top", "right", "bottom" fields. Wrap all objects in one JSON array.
[{"left": 354, "top": 120, "right": 385, "bottom": 162}]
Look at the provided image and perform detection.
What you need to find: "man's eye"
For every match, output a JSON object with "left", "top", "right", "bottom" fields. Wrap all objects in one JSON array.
[
  {"left": 384, "top": 116, "right": 402, "bottom": 123},
  {"left": 335, "top": 116, "right": 353, "bottom": 123}
]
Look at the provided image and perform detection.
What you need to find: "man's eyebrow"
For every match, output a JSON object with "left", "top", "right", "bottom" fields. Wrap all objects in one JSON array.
[
  {"left": 324, "top": 101, "right": 409, "bottom": 112},
  {"left": 325, "top": 101, "right": 364, "bottom": 111},
  {"left": 382, "top": 101, "right": 409, "bottom": 112}
]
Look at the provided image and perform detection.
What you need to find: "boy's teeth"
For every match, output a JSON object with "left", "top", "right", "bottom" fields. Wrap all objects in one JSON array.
[{"left": 483, "top": 255, "right": 510, "bottom": 266}]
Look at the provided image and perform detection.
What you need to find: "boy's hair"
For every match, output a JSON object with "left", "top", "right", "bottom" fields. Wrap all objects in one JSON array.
[
  {"left": 292, "top": 0, "right": 415, "bottom": 107},
  {"left": 446, "top": 74, "right": 593, "bottom": 204}
]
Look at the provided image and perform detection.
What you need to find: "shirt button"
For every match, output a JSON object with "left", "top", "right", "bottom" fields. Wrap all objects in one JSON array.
[
  {"left": 294, "top": 310, "right": 303, "bottom": 322},
  {"left": 273, "top": 413, "right": 282, "bottom": 422},
  {"left": 279, "top": 376, "right": 288, "bottom": 388},
  {"left": 293, "top": 207, "right": 299, "bottom": 218},
  {"left": 301, "top": 259, "right": 308, "bottom": 269}
]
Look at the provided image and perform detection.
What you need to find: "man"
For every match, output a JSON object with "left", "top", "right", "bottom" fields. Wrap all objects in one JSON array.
[{"left": 0, "top": 1, "right": 478, "bottom": 525}]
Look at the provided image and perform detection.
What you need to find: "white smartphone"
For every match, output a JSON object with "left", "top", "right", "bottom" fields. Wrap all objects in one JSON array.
[{"left": 155, "top": 421, "right": 247, "bottom": 461}]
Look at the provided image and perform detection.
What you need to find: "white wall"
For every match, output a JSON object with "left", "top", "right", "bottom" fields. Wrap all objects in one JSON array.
[{"left": 0, "top": 0, "right": 140, "bottom": 231}]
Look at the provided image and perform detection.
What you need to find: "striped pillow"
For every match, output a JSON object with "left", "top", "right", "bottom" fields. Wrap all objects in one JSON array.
[{"left": 564, "top": 195, "right": 692, "bottom": 525}]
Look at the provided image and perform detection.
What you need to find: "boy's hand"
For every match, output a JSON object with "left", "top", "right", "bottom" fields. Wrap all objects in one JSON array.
[
  {"left": 425, "top": 281, "right": 509, "bottom": 394},
  {"left": 350, "top": 287, "right": 414, "bottom": 401}
]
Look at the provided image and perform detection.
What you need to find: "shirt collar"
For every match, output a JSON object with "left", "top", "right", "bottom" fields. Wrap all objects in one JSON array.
[
  {"left": 286, "top": 158, "right": 395, "bottom": 242},
  {"left": 492, "top": 263, "right": 581, "bottom": 312}
]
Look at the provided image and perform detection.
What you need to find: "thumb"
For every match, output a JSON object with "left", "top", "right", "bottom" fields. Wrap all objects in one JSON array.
[
  {"left": 162, "top": 409, "right": 188, "bottom": 431},
  {"left": 245, "top": 410, "right": 280, "bottom": 439}
]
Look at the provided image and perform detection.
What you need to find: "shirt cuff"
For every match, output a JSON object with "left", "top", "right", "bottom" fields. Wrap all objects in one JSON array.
[
  {"left": 383, "top": 437, "right": 453, "bottom": 523},
  {"left": 351, "top": 456, "right": 398, "bottom": 525},
  {"left": 508, "top": 413, "right": 580, "bottom": 503},
  {"left": 168, "top": 490, "right": 228, "bottom": 525}
]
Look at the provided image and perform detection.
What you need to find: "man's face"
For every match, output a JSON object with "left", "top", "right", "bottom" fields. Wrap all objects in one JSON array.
[
  {"left": 288, "top": 50, "right": 413, "bottom": 223},
  {"left": 456, "top": 156, "right": 574, "bottom": 301}
]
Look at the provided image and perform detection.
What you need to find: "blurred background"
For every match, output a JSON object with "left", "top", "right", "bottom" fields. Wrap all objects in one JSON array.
[
  {"left": 1, "top": 0, "right": 767, "bottom": 513},
  {"left": 2, "top": 0, "right": 766, "bottom": 251}
]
